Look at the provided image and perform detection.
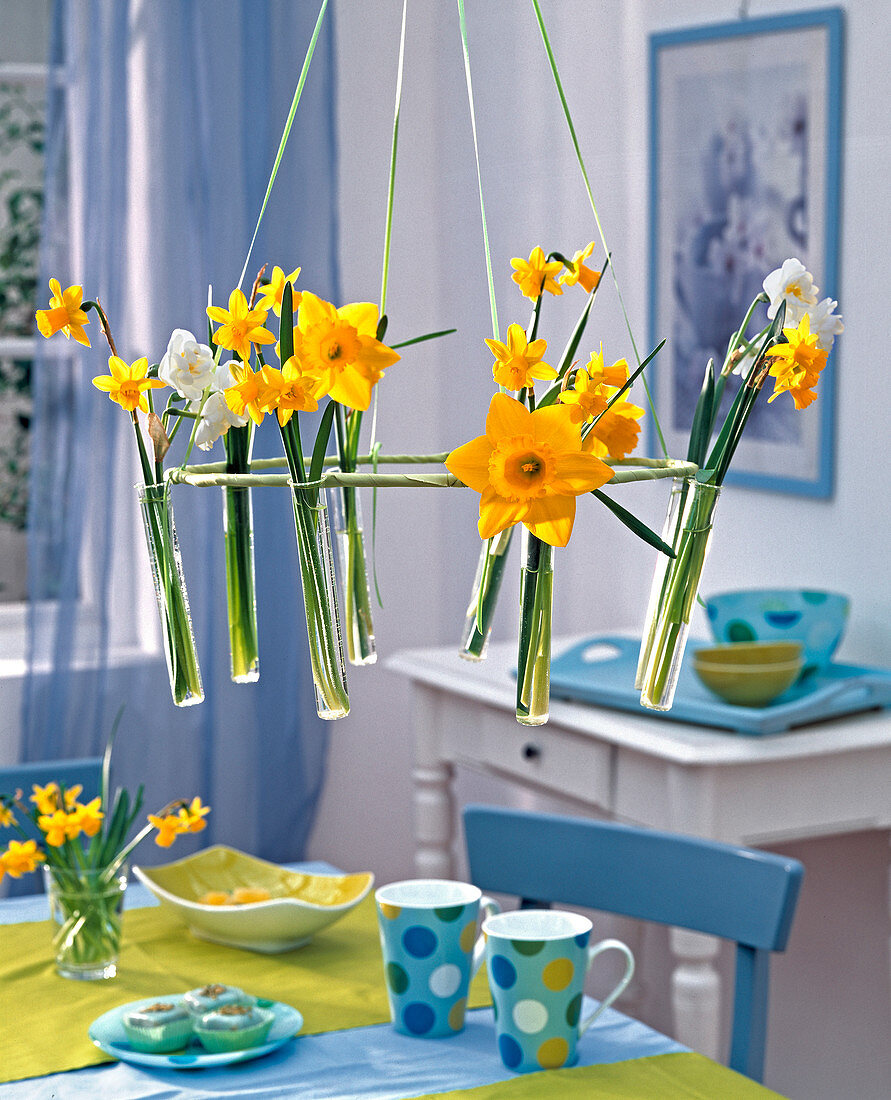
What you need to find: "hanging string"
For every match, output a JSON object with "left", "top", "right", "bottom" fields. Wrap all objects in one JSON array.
[
  {"left": 456, "top": 0, "right": 500, "bottom": 343},
  {"left": 530, "top": 0, "right": 668, "bottom": 456}
]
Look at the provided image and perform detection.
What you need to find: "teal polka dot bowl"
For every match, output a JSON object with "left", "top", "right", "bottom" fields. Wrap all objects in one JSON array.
[{"left": 704, "top": 589, "right": 850, "bottom": 677}]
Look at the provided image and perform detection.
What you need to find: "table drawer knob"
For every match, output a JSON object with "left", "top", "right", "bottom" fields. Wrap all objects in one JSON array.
[{"left": 522, "top": 742, "right": 542, "bottom": 760}]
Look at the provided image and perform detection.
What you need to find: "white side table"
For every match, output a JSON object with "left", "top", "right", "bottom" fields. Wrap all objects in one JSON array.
[{"left": 388, "top": 638, "right": 891, "bottom": 1062}]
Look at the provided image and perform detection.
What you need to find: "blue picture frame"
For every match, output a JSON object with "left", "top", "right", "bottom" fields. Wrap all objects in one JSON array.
[{"left": 648, "top": 8, "right": 844, "bottom": 497}]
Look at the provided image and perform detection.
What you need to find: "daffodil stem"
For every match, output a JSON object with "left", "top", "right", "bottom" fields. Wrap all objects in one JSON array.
[
  {"left": 516, "top": 533, "right": 553, "bottom": 725},
  {"left": 460, "top": 528, "right": 514, "bottom": 660},
  {"left": 638, "top": 480, "right": 721, "bottom": 710},
  {"left": 222, "top": 425, "right": 260, "bottom": 682}
]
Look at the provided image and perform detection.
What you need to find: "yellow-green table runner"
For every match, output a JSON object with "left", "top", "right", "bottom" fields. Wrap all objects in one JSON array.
[
  {"left": 0, "top": 895, "right": 490, "bottom": 1084},
  {"left": 415, "top": 1051, "right": 788, "bottom": 1099}
]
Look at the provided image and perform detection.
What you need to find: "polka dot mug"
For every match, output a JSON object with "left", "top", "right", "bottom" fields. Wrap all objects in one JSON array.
[
  {"left": 483, "top": 908, "right": 635, "bottom": 1073},
  {"left": 375, "top": 879, "right": 500, "bottom": 1037}
]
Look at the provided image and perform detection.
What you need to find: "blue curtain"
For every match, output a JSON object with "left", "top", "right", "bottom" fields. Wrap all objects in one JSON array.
[{"left": 24, "top": 0, "right": 339, "bottom": 866}]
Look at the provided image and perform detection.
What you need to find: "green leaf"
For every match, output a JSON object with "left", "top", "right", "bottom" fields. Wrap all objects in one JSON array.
[
  {"left": 593, "top": 489, "right": 676, "bottom": 557},
  {"left": 279, "top": 282, "right": 294, "bottom": 362},
  {"left": 686, "top": 358, "right": 715, "bottom": 466},
  {"left": 390, "top": 327, "right": 456, "bottom": 349},
  {"left": 310, "top": 401, "right": 337, "bottom": 490}
]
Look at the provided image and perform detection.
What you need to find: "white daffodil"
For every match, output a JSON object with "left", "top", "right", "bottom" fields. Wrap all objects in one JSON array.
[
  {"left": 762, "top": 258, "right": 819, "bottom": 324},
  {"left": 208, "top": 359, "right": 240, "bottom": 393},
  {"left": 192, "top": 391, "right": 248, "bottom": 450},
  {"left": 806, "top": 297, "right": 844, "bottom": 352},
  {"left": 159, "top": 329, "right": 216, "bottom": 400}
]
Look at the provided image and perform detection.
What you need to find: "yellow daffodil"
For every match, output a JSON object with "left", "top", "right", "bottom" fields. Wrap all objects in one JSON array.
[
  {"left": 486, "top": 324, "right": 557, "bottom": 391},
  {"left": 585, "top": 399, "right": 645, "bottom": 460},
  {"left": 260, "top": 359, "right": 320, "bottom": 425},
  {"left": 207, "top": 288, "right": 276, "bottom": 362},
  {"left": 559, "top": 368, "right": 609, "bottom": 426},
  {"left": 30, "top": 782, "right": 60, "bottom": 815},
  {"left": 256, "top": 266, "right": 302, "bottom": 317},
  {"left": 292, "top": 292, "right": 400, "bottom": 412},
  {"left": 0, "top": 803, "right": 16, "bottom": 828},
  {"left": 177, "top": 796, "right": 210, "bottom": 834},
  {"left": 559, "top": 242, "right": 601, "bottom": 293},
  {"left": 445, "top": 392, "right": 614, "bottom": 547},
  {"left": 0, "top": 839, "right": 45, "bottom": 881},
  {"left": 766, "top": 314, "right": 828, "bottom": 410},
  {"left": 62, "top": 785, "right": 82, "bottom": 810},
  {"left": 38, "top": 809, "right": 82, "bottom": 847},
  {"left": 148, "top": 812, "right": 187, "bottom": 848},
  {"left": 92, "top": 356, "right": 165, "bottom": 414},
  {"left": 69, "top": 796, "right": 104, "bottom": 839},
  {"left": 510, "top": 246, "right": 564, "bottom": 300},
  {"left": 35, "top": 278, "right": 91, "bottom": 346},
  {"left": 584, "top": 346, "right": 629, "bottom": 391},
  {"left": 223, "top": 362, "right": 268, "bottom": 426}
]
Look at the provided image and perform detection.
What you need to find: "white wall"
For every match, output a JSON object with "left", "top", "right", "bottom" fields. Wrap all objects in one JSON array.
[{"left": 313, "top": 3, "right": 890, "bottom": 1097}]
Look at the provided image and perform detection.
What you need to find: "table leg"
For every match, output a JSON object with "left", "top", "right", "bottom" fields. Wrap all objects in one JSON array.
[
  {"left": 669, "top": 927, "right": 722, "bottom": 1061},
  {"left": 413, "top": 760, "right": 455, "bottom": 879}
]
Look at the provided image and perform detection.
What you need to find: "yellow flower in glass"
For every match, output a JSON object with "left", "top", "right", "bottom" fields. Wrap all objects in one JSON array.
[
  {"left": 558, "top": 241, "right": 601, "bottom": 293},
  {"left": 69, "top": 797, "right": 105, "bottom": 839},
  {"left": 224, "top": 362, "right": 268, "bottom": 426},
  {"left": 510, "top": 246, "right": 563, "bottom": 299},
  {"left": 91, "top": 356, "right": 165, "bottom": 413},
  {"left": 0, "top": 803, "right": 16, "bottom": 827},
  {"left": 38, "top": 809, "right": 81, "bottom": 847},
  {"left": 256, "top": 266, "right": 302, "bottom": 317},
  {"left": 486, "top": 324, "right": 556, "bottom": 391},
  {"left": 0, "top": 839, "right": 45, "bottom": 881},
  {"left": 766, "top": 314, "right": 828, "bottom": 410},
  {"left": 148, "top": 812, "right": 186, "bottom": 848},
  {"left": 292, "top": 291, "right": 400, "bottom": 412},
  {"left": 446, "top": 392, "right": 614, "bottom": 548},
  {"left": 30, "top": 782, "right": 60, "bottom": 815},
  {"left": 586, "top": 401, "right": 644, "bottom": 460},
  {"left": 177, "top": 796, "right": 210, "bottom": 834},
  {"left": 35, "top": 278, "right": 91, "bottom": 346},
  {"left": 207, "top": 288, "right": 276, "bottom": 362},
  {"left": 260, "top": 359, "right": 320, "bottom": 425}
]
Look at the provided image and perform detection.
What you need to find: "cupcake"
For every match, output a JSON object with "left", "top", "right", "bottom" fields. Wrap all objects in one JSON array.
[
  {"left": 183, "top": 983, "right": 247, "bottom": 1016},
  {"left": 194, "top": 1003, "right": 275, "bottom": 1053},
  {"left": 122, "top": 1001, "right": 193, "bottom": 1053}
]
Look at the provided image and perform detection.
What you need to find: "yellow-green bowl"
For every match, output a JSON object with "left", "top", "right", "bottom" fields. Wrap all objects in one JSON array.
[
  {"left": 693, "top": 646, "right": 803, "bottom": 708},
  {"left": 693, "top": 641, "right": 803, "bottom": 667},
  {"left": 133, "top": 846, "right": 374, "bottom": 953}
]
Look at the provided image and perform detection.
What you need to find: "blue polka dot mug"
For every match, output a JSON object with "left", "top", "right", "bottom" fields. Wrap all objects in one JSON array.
[
  {"left": 375, "top": 879, "right": 500, "bottom": 1037},
  {"left": 483, "top": 909, "right": 635, "bottom": 1073}
]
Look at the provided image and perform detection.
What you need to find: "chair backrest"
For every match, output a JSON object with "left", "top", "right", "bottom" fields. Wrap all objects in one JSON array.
[
  {"left": 463, "top": 804, "right": 804, "bottom": 1083},
  {"left": 0, "top": 757, "right": 104, "bottom": 896}
]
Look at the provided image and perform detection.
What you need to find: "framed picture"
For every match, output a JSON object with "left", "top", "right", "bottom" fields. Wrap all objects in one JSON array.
[{"left": 648, "top": 9, "right": 844, "bottom": 497}]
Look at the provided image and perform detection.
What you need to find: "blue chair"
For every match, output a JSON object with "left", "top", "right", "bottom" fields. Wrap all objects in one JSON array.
[
  {"left": 463, "top": 804, "right": 804, "bottom": 1083},
  {"left": 0, "top": 757, "right": 103, "bottom": 896}
]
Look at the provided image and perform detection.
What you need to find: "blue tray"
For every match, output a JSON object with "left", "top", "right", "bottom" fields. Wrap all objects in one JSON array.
[{"left": 548, "top": 636, "right": 891, "bottom": 735}]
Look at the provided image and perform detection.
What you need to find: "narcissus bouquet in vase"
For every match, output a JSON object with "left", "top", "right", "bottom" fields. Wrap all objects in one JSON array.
[
  {"left": 447, "top": 243, "right": 666, "bottom": 725},
  {"left": 0, "top": 714, "right": 209, "bottom": 980},
  {"left": 636, "top": 258, "right": 843, "bottom": 710}
]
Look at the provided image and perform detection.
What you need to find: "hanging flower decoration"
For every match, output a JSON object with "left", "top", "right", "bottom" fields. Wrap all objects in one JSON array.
[{"left": 35, "top": 279, "right": 91, "bottom": 346}]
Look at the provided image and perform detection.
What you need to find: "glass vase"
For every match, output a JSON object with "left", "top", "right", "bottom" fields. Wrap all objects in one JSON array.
[
  {"left": 459, "top": 527, "right": 513, "bottom": 662},
  {"left": 331, "top": 482, "right": 377, "bottom": 666},
  {"left": 638, "top": 478, "right": 721, "bottom": 711},
  {"left": 290, "top": 483, "right": 350, "bottom": 720},
  {"left": 44, "top": 863, "right": 128, "bottom": 980},
  {"left": 137, "top": 484, "right": 204, "bottom": 708},
  {"left": 635, "top": 477, "right": 688, "bottom": 689},
  {"left": 222, "top": 486, "right": 260, "bottom": 683},
  {"left": 515, "top": 530, "right": 554, "bottom": 726}
]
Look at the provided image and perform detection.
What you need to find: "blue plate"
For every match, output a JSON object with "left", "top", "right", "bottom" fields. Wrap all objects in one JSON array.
[{"left": 88, "top": 994, "right": 303, "bottom": 1070}]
